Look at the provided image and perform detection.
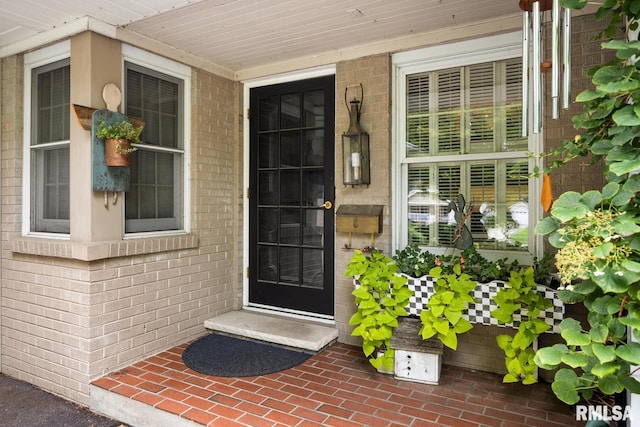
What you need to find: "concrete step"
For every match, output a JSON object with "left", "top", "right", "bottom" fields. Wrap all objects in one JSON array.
[{"left": 203, "top": 310, "right": 338, "bottom": 353}]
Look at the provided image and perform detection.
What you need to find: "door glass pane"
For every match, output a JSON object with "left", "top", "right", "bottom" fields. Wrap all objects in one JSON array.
[
  {"left": 258, "top": 208, "right": 278, "bottom": 243},
  {"left": 279, "top": 247, "right": 300, "bottom": 284},
  {"left": 280, "top": 208, "right": 300, "bottom": 245},
  {"left": 303, "top": 248, "right": 323, "bottom": 289},
  {"left": 303, "top": 211, "right": 323, "bottom": 247},
  {"left": 259, "top": 134, "right": 278, "bottom": 168},
  {"left": 258, "top": 246, "right": 278, "bottom": 282},
  {"left": 281, "top": 94, "right": 300, "bottom": 129},
  {"left": 303, "top": 90, "right": 324, "bottom": 127},
  {"left": 280, "top": 131, "right": 300, "bottom": 167},
  {"left": 280, "top": 170, "right": 300, "bottom": 205},
  {"left": 303, "top": 170, "right": 323, "bottom": 206},
  {"left": 304, "top": 130, "right": 324, "bottom": 166},
  {"left": 259, "top": 96, "right": 279, "bottom": 131},
  {"left": 258, "top": 171, "right": 278, "bottom": 205}
]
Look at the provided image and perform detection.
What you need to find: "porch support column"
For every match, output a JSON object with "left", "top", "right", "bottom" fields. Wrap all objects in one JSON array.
[{"left": 70, "top": 32, "right": 123, "bottom": 241}]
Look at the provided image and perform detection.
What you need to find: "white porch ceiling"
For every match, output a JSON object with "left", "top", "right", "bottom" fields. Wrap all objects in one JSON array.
[{"left": 0, "top": 0, "right": 525, "bottom": 79}]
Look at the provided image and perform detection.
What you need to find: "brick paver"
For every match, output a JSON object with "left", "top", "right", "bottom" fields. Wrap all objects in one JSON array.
[{"left": 92, "top": 341, "right": 581, "bottom": 426}]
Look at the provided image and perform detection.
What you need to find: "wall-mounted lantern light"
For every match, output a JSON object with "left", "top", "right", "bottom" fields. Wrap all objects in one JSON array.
[{"left": 342, "top": 84, "right": 370, "bottom": 186}]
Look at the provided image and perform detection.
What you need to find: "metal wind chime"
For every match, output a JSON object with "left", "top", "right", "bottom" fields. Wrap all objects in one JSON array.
[{"left": 520, "top": 0, "right": 571, "bottom": 135}]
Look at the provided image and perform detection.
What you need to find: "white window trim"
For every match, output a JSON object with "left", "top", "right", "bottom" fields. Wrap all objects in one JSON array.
[
  {"left": 22, "top": 40, "right": 71, "bottom": 239},
  {"left": 391, "top": 32, "right": 544, "bottom": 264},
  {"left": 121, "top": 44, "right": 192, "bottom": 237}
]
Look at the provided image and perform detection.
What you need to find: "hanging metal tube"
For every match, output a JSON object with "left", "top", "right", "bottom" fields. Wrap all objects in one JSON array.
[
  {"left": 562, "top": 7, "right": 571, "bottom": 110},
  {"left": 522, "top": 11, "right": 530, "bottom": 137},
  {"left": 551, "top": 0, "right": 560, "bottom": 119},
  {"left": 532, "top": 0, "right": 542, "bottom": 133}
]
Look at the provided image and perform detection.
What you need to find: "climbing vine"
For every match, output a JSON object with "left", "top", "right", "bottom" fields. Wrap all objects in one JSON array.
[{"left": 533, "top": 0, "right": 640, "bottom": 405}]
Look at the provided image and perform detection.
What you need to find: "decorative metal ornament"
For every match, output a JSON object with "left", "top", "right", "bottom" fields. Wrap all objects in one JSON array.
[{"left": 520, "top": 0, "right": 571, "bottom": 135}]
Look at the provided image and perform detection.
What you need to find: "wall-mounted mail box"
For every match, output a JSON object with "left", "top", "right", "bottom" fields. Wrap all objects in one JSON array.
[{"left": 335, "top": 205, "right": 383, "bottom": 234}]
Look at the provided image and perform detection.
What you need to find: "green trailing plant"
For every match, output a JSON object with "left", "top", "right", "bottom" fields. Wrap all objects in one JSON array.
[
  {"left": 346, "top": 249, "right": 413, "bottom": 372},
  {"left": 418, "top": 264, "right": 475, "bottom": 350},
  {"left": 492, "top": 267, "right": 552, "bottom": 385},
  {"left": 531, "top": 0, "right": 640, "bottom": 405},
  {"left": 96, "top": 119, "right": 143, "bottom": 153}
]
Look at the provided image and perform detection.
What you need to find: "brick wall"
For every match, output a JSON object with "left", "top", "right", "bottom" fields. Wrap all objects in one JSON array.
[
  {"left": 0, "top": 51, "right": 241, "bottom": 405},
  {"left": 1, "top": 55, "right": 24, "bottom": 378},
  {"left": 334, "top": 54, "right": 392, "bottom": 346},
  {"left": 544, "top": 14, "right": 611, "bottom": 198}
]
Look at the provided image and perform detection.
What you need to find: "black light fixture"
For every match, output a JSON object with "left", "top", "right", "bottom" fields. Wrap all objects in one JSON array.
[{"left": 342, "top": 84, "right": 370, "bottom": 186}]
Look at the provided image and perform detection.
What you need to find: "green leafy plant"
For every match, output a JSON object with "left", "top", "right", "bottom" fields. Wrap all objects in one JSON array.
[
  {"left": 535, "top": 193, "right": 640, "bottom": 403},
  {"left": 531, "top": 0, "right": 640, "bottom": 405},
  {"left": 346, "top": 250, "right": 413, "bottom": 371},
  {"left": 492, "top": 267, "right": 552, "bottom": 385},
  {"left": 418, "top": 264, "right": 475, "bottom": 350},
  {"left": 96, "top": 119, "right": 143, "bottom": 154},
  {"left": 393, "top": 245, "right": 532, "bottom": 284}
]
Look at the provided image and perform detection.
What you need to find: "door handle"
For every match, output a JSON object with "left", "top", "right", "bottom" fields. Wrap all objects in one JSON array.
[{"left": 322, "top": 200, "right": 333, "bottom": 210}]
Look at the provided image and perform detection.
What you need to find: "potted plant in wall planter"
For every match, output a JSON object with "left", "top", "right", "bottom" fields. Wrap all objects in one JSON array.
[{"left": 96, "top": 119, "right": 143, "bottom": 167}]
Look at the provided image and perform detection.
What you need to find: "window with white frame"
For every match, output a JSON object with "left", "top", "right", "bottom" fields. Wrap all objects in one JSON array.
[
  {"left": 25, "top": 43, "right": 70, "bottom": 234},
  {"left": 123, "top": 47, "right": 189, "bottom": 234},
  {"left": 395, "top": 35, "right": 536, "bottom": 257}
]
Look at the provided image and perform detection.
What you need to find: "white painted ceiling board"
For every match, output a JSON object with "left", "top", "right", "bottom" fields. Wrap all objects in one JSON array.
[{"left": 0, "top": 0, "right": 525, "bottom": 74}]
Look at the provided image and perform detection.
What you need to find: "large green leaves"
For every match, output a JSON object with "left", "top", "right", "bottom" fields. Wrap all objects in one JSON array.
[
  {"left": 418, "top": 266, "right": 476, "bottom": 350},
  {"left": 347, "top": 250, "right": 411, "bottom": 369},
  {"left": 539, "top": 0, "right": 640, "bottom": 409},
  {"left": 549, "top": 192, "right": 591, "bottom": 222}
]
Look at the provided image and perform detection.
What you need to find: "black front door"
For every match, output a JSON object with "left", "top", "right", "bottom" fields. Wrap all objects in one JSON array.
[{"left": 248, "top": 75, "right": 335, "bottom": 316}]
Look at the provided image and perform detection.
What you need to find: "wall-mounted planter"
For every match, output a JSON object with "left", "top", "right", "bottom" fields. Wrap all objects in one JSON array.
[
  {"left": 104, "top": 138, "right": 133, "bottom": 167},
  {"left": 91, "top": 110, "right": 132, "bottom": 192},
  {"left": 402, "top": 274, "right": 564, "bottom": 333}
]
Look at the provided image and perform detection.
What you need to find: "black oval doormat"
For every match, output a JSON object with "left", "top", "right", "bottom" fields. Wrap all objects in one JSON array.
[{"left": 182, "top": 333, "right": 312, "bottom": 377}]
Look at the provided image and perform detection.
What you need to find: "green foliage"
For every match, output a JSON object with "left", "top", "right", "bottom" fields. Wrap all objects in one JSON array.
[
  {"left": 394, "top": 244, "right": 554, "bottom": 285},
  {"left": 536, "top": 0, "right": 640, "bottom": 405},
  {"left": 418, "top": 264, "right": 476, "bottom": 350},
  {"left": 492, "top": 268, "right": 551, "bottom": 385},
  {"left": 96, "top": 119, "right": 144, "bottom": 145},
  {"left": 346, "top": 250, "right": 412, "bottom": 371}
]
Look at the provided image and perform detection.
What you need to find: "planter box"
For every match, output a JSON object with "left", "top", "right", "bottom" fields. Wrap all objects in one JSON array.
[
  {"left": 391, "top": 318, "right": 443, "bottom": 385},
  {"left": 403, "top": 274, "right": 564, "bottom": 333}
]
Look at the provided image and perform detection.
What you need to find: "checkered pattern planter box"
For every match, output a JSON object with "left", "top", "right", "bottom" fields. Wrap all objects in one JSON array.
[{"left": 403, "top": 274, "right": 564, "bottom": 333}]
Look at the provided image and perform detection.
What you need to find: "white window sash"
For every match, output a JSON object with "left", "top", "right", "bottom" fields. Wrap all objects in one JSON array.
[
  {"left": 23, "top": 41, "right": 71, "bottom": 238},
  {"left": 122, "top": 45, "right": 191, "bottom": 236},
  {"left": 392, "top": 32, "right": 542, "bottom": 263}
]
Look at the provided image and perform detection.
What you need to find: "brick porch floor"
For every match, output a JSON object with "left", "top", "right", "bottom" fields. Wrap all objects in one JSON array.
[{"left": 91, "top": 339, "right": 581, "bottom": 427}]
